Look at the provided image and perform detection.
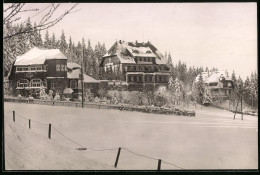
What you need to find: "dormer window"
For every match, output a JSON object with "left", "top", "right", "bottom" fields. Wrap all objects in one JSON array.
[
  {"left": 133, "top": 50, "right": 139, "bottom": 53},
  {"left": 146, "top": 50, "right": 151, "bottom": 53}
]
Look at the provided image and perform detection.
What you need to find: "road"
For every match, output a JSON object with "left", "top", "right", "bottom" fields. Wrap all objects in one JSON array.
[{"left": 4, "top": 102, "right": 258, "bottom": 170}]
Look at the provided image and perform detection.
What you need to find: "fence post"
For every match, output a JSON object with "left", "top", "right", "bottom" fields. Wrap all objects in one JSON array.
[
  {"left": 13, "top": 111, "right": 15, "bottom": 122},
  {"left": 114, "top": 147, "right": 121, "bottom": 168},
  {"left": 29, "top": 119, "right": 31, "bottom": 129},
  {"left": 157, "top": 159, "right": 162, "bottom": 171},
  {"left": 48, "top": 124, "right": 51, "bottom": 139}
]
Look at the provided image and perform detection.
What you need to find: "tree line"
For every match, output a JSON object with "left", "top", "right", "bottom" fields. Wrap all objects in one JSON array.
[
  {"left": 3, "top": 17, "right": 107, "bottom": 80},
  {"left": 3, "top": 17, "right": 258, "bottom": 109}
]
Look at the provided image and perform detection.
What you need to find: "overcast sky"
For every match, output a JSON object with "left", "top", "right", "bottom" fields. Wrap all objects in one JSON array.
[{"left": 15, "top": 3, "right": 257, "bottom": 80}]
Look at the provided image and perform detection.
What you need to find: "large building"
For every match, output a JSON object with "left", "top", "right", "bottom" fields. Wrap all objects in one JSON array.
[
  {"left": 100, "top": 40, "right": 170, "bottom": 91},
  {"left": 8, "top": 47, "right": 99, "bottom": 99}
]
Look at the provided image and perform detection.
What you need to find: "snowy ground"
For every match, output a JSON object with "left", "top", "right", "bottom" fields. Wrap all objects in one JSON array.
[{"left": 4, "top": 102, "right": 258, "bottom": 170}]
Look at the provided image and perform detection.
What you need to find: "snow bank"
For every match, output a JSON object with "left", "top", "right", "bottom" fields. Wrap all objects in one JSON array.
[{"left": 4, "top": 116, "right": 113, "bottom": 170}]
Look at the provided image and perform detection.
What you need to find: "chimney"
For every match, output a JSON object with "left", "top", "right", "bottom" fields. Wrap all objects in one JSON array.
[
  {"left": 136, "top": 40, "right": 138, "bottom": 45},
  {"left": 119, "top": 40, "right": 121, "bottom": 44}
]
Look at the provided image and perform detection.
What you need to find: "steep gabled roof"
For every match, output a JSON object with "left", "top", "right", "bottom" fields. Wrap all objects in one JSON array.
[
  {"left": 14, "top": 47, "right": 67, "bottom": 66},
  {"left": 67, "top": 64, "right": 100, "bottom": 83},
  {"left": 195, "top": 71, "right": 233, "bottom": 83},
  {"left": 102, "top": 41, "right": 167, "bottom": 65}
]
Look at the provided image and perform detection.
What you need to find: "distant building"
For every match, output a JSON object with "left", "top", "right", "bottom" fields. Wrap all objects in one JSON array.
[
  {"left": 195, "top": 71, "right": 234, "bottom": 100},
  {"left": 100, "top": 40, "right": 170, "bottom": 91},
  {"left": 8, "top": 47, "right": 99, "bottom": 99}
]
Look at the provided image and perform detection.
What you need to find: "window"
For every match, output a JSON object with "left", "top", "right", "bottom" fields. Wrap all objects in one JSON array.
[
  {"left": 31, "top": 67, "right": 36, "bottom": 71},
  {"left": 209, "top": 83, "right": 218, "bottom": 86},
  {"left": 138, "top": 76, "right": 142, "bottom": 82},
  {"left": 17, "top": 79, "right": 29, "bottom": 88},
  {"left": 51, "top": 83, "right": 55, "bottom": 88},
  {"left": 16, "top": 67, "right": 23, "bottom": 72},
  {"left": 61, "top": 64, "right": 65, "bottom": 71},
  {"left": 108, "top": 58, "right": 111, "bottom": 63},
  {"left": 139, "top": 57, "right": 143, "bottom": 62},
  {"left": 23, "top": 67, "right": 29, "bottom": 71},
  {"left": 131, "top": 76, "right": 134, "bottom": 82},
  {"left": 56, "top": 64, "right": 61, "bottom": 71},
  {"left": 70, "top": 80, "right": 77, "bottom": 89},
  {"left": 37, "top": 66, "right": 42, "bottom": 71},
  {"left": 144, "top": 58, "right": 147, "bottom": 62},
  {"left": 31, "top": 79, "right": 43, "bottom": 87}
]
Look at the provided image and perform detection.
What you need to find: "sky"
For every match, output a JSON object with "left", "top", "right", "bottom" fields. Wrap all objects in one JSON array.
[{"left": 7, "top": 3, "right": 257, "bottom": 80}]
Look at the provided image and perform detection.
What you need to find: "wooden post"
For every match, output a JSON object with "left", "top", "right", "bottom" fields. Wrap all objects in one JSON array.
[
  {"left": 229, "top": 97, "right": 230, "bottom": 110},
  {"left": 114, "top": 147, "right": 121, "bottom": 168},
  {"left": 48, "top": 124, "right": 51, "bottom": 139},
  {"left": 29, "top": 119, "right": 31, "bottom": 129},
  {"left": 157, "top": 159, "right": 162, "bottom": 171},
  {"left": 241, "top": 95, "right": 243, "bottom": 120},
  {"left": 233, "top": 99, "right": 240, "bottom": 120},
  {"left": 81, "top": 46, "right": 84, "bottom": 108},
  {"left": 13, "top": 111, "right": 15, "bottom": 122}
]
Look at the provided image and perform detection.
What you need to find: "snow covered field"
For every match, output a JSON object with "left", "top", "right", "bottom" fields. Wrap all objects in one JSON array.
[{"left": 4, "top": 102, "right": 258, "bottom": 170}]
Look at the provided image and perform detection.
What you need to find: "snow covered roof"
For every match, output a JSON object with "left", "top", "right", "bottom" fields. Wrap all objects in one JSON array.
[
  {"left": 83, "top": 74, "right": 100, "bottom": 83},
  {"left": 195, "top": 71, "right": 232, "bottom": 83},
  {"left": 67, "top": 62, "right": 81, "bottom": 69},
  {"left": 102, "top": 41, "right": 167, "bottom": 65},
  {"left": 67, "top": 67, "right": 100, "bottom": 83},
  {"left": 67, "top": 68, "right": 81, "bottom": 79},
  {"left": 14, "top": 47, "right": 67, "bottom": 66}
]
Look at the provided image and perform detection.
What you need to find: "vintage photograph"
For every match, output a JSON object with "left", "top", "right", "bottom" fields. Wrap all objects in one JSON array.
[{"left": 3, "top": 3, "right": 258, "bottom": 170}]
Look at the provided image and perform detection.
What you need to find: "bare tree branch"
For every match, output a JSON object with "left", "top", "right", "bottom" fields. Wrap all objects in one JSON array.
[{"left": 3, "top": 3, "right": 79, "bottom": 40}]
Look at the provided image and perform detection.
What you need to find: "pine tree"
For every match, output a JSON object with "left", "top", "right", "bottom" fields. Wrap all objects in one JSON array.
[
  {"left": 167, "top": 52, "right": 174, "bottom": 78},
  {"left": 44, "top": 30, "right": 51, "bottom": 49},
  {"left": 75, "top": 41, "right": 82, "bottom": 65},
  {"left": 25, "top": 17, "right": 33, "bottom": 48},
  {"left": 34, "top": 29, "right": 43, "bottom": 47},
  {"left": 94, "top": 42, "right": 107, "bottom": 79},
  {"left": 231, "top": 70, "right": 237, "bottom": 88},
  {"left": 59, "top": 30, "right": 68, "bottom": 54},
  {"left": 243, "top": 76, "right": 251, "bottom": 105},
  {"left": 85, "top": 39, "right": 94, "bottom": 76},
  {"left": 67, "top": 36, "right": 74, "bottom": 62},
  {"left": 196, "top": 72, "right": 205, "bottom": 104},
  {"left": 50, "top": 32, "right": 57, "bottom": 49}
]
